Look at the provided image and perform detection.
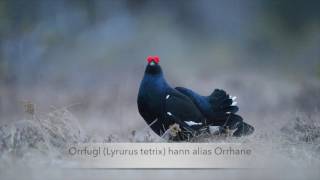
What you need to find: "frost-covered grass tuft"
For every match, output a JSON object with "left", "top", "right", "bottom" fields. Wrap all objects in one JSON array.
[
  {"left": 1, "top": 103, "right": 320, "bottom": 170},
  {"left": 280, "top": 111, "right": 320, "bottom": 155},
  {"left": 0, "top": 105, "right": 86, "bottom": 163}
]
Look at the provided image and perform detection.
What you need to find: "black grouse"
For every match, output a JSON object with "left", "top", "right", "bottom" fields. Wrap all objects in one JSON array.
[{"left": 137, "top": 56, "right": 254, "bottom": 141}]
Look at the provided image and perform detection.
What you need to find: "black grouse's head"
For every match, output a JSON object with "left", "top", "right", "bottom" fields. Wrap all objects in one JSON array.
[{"left": 145, "top": 56, "right": 162, "bottom": 75}]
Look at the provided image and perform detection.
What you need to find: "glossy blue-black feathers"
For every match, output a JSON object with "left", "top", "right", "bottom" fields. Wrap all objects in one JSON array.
[
  {"left": 175, "top": 87, "right": 254, "bottom": 135},
  {"left": 138, "top": 61, "right": 254, "bottom": 141},
  {"left": 138, "top": 63, "right": 207, "bottom": 141}
]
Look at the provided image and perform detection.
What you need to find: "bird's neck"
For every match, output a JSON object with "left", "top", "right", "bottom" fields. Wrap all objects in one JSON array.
[
  {"left": 145, "top": 64, "right": 163, "bottom": 75},
  {"left": 142, "top": 64, "right": 171, "bottom": 93}
]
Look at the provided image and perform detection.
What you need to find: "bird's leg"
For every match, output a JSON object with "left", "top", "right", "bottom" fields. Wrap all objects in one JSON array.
[
  {"left": 168, "top": 123, "right": 182, "bottom": 137},
  {"left": 219, "top": 126, "right": 233, "bottom": 137}
]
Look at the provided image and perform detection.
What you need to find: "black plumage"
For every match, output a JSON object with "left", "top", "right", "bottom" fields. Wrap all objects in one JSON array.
[
  {"left": 137, "top": 56, "right": 254, "bottom": 141},
  {"left": 175, "top": 87, "right": 254, "bottom": 136}
]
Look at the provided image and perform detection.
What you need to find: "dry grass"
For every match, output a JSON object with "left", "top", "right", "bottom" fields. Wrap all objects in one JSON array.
[{"left": 0, "top": 102, "right": 320, "bottom": 180}]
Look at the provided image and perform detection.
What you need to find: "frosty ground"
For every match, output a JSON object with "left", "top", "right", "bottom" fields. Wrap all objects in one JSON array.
[{"left": 1, "top": 75, "right": 320, "bottom": 180}]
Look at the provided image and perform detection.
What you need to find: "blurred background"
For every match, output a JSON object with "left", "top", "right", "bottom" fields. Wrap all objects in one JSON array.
[
  {"left": 1, "top": 1, "right": 320, "bottom": 179},
  {"left": 0, "top": 0, "right": 319, "bottom": 137}
]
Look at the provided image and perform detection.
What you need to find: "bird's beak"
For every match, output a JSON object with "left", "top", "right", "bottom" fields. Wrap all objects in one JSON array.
[{"left": 149, "top": 61, "right": 156, "bottom": 66}]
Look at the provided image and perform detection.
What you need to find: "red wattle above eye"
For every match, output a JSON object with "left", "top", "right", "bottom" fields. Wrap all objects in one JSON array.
[
  {"left": 153, "top": 56, "right": 160, "bottom": 64},
  {"left": 147, "top": 56, "right": 154, "bottom": 63},
  {"left": 146, "top": 56, "right": 160, "bottom": 64}
]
